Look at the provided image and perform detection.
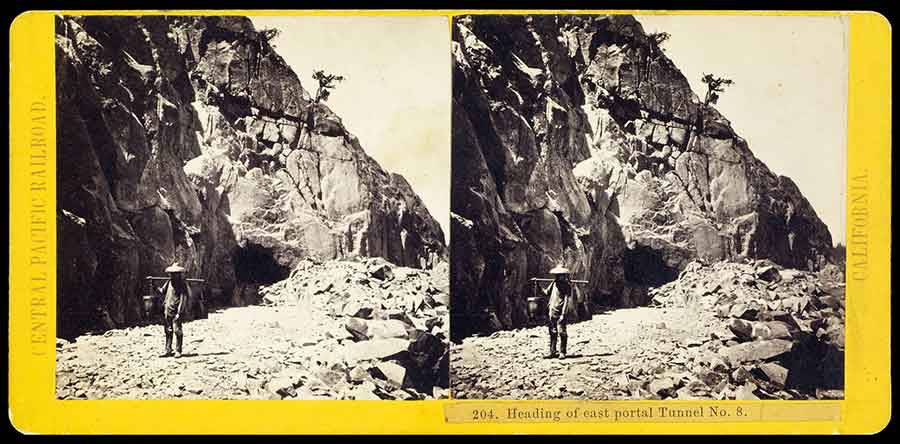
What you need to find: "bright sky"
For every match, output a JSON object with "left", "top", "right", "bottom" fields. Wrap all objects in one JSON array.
[
  {"left": 250, "top": 16, "right": 451, "bottom": 241},
  {"left": 636, "top": 15, "right": 849, "bottom": 245}
]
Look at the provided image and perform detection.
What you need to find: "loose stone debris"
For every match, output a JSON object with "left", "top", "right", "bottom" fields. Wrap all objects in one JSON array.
[
  {"left": 452, "top": 259, "right": 843, "bottom": 400},
  {"left": 57, "top": 258, "right": 450, "bottom": 400}
]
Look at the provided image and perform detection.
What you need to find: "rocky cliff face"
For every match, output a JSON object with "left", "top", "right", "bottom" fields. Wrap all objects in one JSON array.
[
  {"left": 451, "top": 15, "right": 834, "bottom": 339},
  {"left": 56, "top": 16, "right": 446, "bottom": 338}
]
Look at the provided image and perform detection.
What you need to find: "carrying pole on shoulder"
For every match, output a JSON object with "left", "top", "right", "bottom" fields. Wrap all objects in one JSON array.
[
  {"left": 529, "top": 277, "right": 588, "bottom": 284},
  {"left": 145, "top": 276, "right": 205, "bottom": 283}
]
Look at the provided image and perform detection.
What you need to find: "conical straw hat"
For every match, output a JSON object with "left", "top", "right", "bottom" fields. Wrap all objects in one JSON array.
[
  {"left": 549, "top": 265, "right": 570, "bottom": 275},
  {"left": 165, "top": 262, "right": 186, "bottom": 273}
]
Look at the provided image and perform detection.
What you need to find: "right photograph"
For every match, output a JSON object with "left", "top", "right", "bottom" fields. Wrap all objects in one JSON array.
[{"left": 449, "top": 14, "right": 847, "bottom": 401}]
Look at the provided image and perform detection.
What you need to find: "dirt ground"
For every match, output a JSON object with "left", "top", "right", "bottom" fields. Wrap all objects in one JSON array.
[
  {"left": 57, "top": 304, "right": 337, "bottom": 399},
  {"left": 450, "top": 305, "right": 722, "bottom": 400}
]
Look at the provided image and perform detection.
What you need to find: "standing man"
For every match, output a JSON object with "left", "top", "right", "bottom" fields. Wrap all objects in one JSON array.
[
  {"left": 158, "top": 262, "right": 191, "bottom": 358},
  {"left": 542, "top": 265, "right": 573, "bottom": 360}
]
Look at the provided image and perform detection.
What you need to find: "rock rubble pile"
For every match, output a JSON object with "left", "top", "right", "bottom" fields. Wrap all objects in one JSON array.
[
  {"left": 645, "top": 259, "right": 845, "bottom": 400},
  {"left": 257, "top": 258, "right": 451, "bottom": 399}
]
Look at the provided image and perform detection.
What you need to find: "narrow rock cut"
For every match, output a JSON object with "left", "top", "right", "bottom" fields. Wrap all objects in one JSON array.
[
  {"left": 450, "top": 14, "right": 835, "bottom": 337},
  {"left": 55, "top": 16, "right": 446, "bottom": 337}
]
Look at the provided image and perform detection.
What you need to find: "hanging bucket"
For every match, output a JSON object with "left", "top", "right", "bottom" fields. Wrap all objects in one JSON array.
[
  {"left": 527, "top": 296, "right": 546, "bottom": 323},
  {"left": 142, "top": 294, "right": 159, "bottom": 321}
]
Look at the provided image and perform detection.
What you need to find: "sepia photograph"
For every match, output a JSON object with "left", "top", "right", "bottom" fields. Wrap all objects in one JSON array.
[
  {"left": 449, "top": 14, "right": 847, "bottom": 401},
  {"left": 6, "top": 5, "right": 895, "bottom": 436},
  {"left": 54, "top": 14, "right": 451, "bottom": 400}
]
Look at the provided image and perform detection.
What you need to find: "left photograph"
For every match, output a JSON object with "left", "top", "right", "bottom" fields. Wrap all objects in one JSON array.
[{"left": 55, "top": 15, "right": 450, "bottom": 400}]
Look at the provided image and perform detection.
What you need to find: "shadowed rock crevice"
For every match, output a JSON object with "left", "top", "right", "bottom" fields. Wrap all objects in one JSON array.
[
  {"left": 778, "top": 333, "right": 845, "bottom": 391},
  {"left": 624, "top": 245, "right": 679, "bottom": 288},
  {"left": 233, "top": 243, "right": 290, "bottom": 285}
]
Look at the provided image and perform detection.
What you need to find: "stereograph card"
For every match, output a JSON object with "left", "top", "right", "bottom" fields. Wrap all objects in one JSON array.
[{"left": 8, "top": 8, "right": 891, "bottom": 435}]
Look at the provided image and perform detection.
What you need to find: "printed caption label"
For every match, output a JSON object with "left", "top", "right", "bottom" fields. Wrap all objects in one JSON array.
[{"left": 444, "top": 402, "right": 841, "bottom": 423}]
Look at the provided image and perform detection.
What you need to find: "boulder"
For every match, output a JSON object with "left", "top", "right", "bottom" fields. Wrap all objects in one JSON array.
[
  {"left": 344, "top": 318, "right": 369, "bottom": 341},
  {"left": 348, "top": 365, "right": 374, "bottom": 383},
  {"left": 432, "top": 293, "right": 450, "bottom": 307},
  {"left": 343, "top": 302, "right": 374, "bottom": 319},
  {"left": 375, "top": 361, "right": 410, "bottom": 388},
  {"left": 731, "top": 366, "right": 755, "bottom": 385},
  {"left": 754, "top": 363, "right": 789, "bottom": 388},
  {"left": 782, "top": 296, "right": 811, "bottom": 315},
  {"left": 425, "top": 316, "right": 444, "bottom": 331},
  {"left": 750, "top": 321, "right": 793, "bottom": 341},
  {"left": 367, "top": 319, "right": 411, "bottom": 340},
  {"left": 727, "top": 319, "right": 754, "bottom": 341},
  {"left": 730, "top": 302, "right": 762, "bottom": 321},
  {"left": 369, "top": 262, "right": 395, "bottom": 281},
  {"left": 779, "top": 269, "right": 804, "bottom": 282},
  {"left": 649, "top": 378, "right": 677, "bottom": 397},
  {"left": 697, "top": 352, "right": 729, "bottom": 372},
  {"left": 342, "top": 338, "right": 409, "bottom": 363},
  {"left": 756, "top": 265, "right": 782, "bottom": 283},
  {"left": 719, "top": 339, "right": 793, "bottom": 366},
  {"left": 432, "top": 387, "right": 449, "bottom": 399}
]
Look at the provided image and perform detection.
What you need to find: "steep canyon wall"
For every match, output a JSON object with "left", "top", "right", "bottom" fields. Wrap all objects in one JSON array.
[
  {"left": 56, "top": 16, "right": 446, "bottom": 337},
  {"left": 450, "top": 15, "right": 834, "bottom": 339}
]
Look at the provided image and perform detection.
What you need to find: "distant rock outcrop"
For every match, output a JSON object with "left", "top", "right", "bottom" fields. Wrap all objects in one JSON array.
[
  {"left": 451, "top": 15, "right": 834, "bottom": 339},
  {"left": 56, "top": 16, "right": 446, "bottom": 338}
]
